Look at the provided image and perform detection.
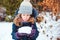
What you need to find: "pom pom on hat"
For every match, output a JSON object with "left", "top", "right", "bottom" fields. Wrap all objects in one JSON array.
[
  {"left": 18, "top": 0, "right": 32, "bottom": 14},
  {"left": 24, "top": 0, "right": 30, "bottom": 2}
]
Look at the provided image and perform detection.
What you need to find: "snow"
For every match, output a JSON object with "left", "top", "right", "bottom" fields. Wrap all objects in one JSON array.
[
  {"left": 0, "top": 12, "right": 60, "bottom": 40},
  {"left": 0, "top": 22, "right": 12, "bottom": 40},
  {"left": 36, "top": 12, "right": 60, "bottom": 40},
  {"left": 18, "top": 26, "right": 32, "bottom": 34}
]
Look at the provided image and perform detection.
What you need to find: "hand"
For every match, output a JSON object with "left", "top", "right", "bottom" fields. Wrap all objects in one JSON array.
[{"left": 16, "top": 32, "right": 28, "bottom": 37}]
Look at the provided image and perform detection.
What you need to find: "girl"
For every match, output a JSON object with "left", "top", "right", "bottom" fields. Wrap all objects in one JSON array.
[{"left": 11, "top": 0, "right": 39, "bottom": 40}]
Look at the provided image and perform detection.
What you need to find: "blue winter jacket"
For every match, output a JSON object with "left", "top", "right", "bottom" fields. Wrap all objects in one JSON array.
[{"left": 11, "top": 22, "right": 39, "bottom": 40}]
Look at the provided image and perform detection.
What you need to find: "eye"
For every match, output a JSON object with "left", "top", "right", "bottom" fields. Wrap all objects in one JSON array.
[
  {"left": 27, "top": 15, "right": 29, "bottom": 16},
  {"left": 23, "top": 14, "right": 25, "bottom": 16},
  {"left": 27, "top": 14, "right": 30, "bottom": 16}
]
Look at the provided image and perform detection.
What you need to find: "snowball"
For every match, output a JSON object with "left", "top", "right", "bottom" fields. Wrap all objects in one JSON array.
[{"left": 18, "top": 26, "right": 32, "bottom": 34}]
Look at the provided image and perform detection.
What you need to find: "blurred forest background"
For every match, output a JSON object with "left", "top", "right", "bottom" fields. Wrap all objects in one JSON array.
[
  {"left": 0, "top": 0, "right": 60, "bottom": 22},
  {"left": 0, "top": 0, "right": 23, "bottom": 22}
]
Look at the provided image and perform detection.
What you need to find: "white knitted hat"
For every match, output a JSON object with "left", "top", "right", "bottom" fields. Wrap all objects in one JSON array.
[{"left": 18, "top": 0, "right": 32, "bottom": 14}]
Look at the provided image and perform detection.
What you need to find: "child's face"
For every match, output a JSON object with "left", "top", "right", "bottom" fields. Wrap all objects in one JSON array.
[{"left": 21, "top": 14, "right": 30, "bottom": 22}]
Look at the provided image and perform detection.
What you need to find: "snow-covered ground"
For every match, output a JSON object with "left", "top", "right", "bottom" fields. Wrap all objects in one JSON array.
[
  {"left": 36, "top": 12, "right": 60, "bottom": 40},
  {"left": 0, "top": 22, "right": 59, "bottom": 40},
  {"left": 0, "top": 22, "right": 12, "bottom": 40},
  {"left": 0, "top": 21, "right": 60, "bottom": 40}
]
